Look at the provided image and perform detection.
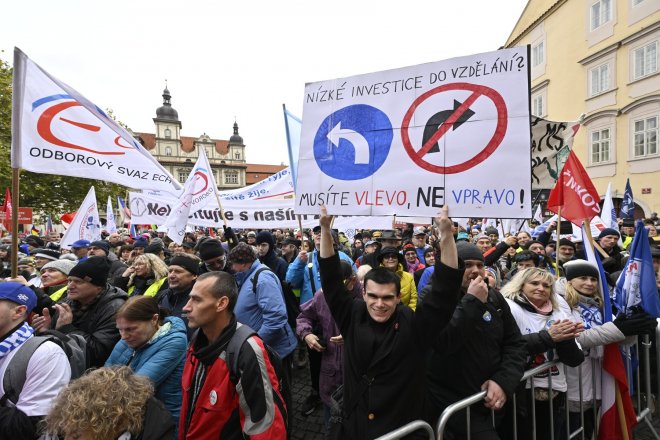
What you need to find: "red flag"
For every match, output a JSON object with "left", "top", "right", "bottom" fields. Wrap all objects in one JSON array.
[
  {"left": 546, "top": 151, "right": 601, "bottom": 225},
  {"left": 598, "top": 344, "right": 636, "bottom": 439},
  {"left": 60, "top": 212, "right": 76, "bottom": 226},
  {"left": 1, "top": 188, "right": 12, "bottom": 233}
]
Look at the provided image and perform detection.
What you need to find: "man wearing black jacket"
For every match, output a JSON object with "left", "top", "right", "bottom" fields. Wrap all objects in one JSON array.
[
  {"left": 426, "top": 242, "right": 527, "bottom": 439},
  {"left": 318, "top": 205, "right": 461, "bottom": 439}
]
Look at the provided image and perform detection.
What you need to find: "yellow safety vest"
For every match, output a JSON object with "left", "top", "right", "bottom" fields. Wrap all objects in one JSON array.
[
  {"left": 49, "top": 286, "right": 68, "bottom": 302},
  {"left": 128, "top": 277, "right": 167, "bottom": 297}
]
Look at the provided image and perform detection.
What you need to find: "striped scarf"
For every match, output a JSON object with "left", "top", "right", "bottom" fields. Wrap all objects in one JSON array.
[{"left": 0, "top": 322, "right": 34, "bottom": 358}]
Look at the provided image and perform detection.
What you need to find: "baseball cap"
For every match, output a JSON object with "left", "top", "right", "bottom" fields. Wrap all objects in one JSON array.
[
  {"left": 0, "top": 282, "right": 37, "bottom": 313},
  {"left": 413, "top": 226, "right": 426, "bottom": 236},
  {"left": 71, "top": 239, "right": 91, "bottom": 249}
]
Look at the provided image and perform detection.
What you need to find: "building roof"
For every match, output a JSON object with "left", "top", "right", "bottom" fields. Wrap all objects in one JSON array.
[
  {"left": 135, "top": 132, "right": 230, "bottom": 154},
  {"left": 505, "top": 0, "right": 562, "bottom": 46},
  {"left": 245, "top": 164, "right": 287, "bottom": 185}
]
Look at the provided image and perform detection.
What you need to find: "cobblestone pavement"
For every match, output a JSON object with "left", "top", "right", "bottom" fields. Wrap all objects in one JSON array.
[{"left": 290, "top": 360, "right": 325, "bottom": 440}]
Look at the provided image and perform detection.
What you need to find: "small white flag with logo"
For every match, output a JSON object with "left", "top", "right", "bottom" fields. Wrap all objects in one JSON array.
[
  {"left": 106, "top": 196, "right": 117, "bottom": 234},
  {"left": 60, "top": 186, "right": 101, "bottom": 249},
  {"left": 163, "top": 149, "right": 218, "bottom": 244}
]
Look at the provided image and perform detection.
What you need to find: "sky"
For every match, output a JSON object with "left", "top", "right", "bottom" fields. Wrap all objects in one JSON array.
[{"left": 1, "top": 0, "right": 528, "bottom": 166}]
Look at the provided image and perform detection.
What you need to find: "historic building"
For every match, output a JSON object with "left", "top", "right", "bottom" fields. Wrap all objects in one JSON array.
[
  {"left": 134, "top": 87, "right": 285, "bottom": 190},
  {"left": 506, "top": 0, "right": 659, "bottom": 216}
]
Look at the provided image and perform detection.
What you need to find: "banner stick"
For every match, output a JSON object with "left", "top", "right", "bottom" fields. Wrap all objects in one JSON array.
[{"left": 10, "top": 168, "right": 20, "bottom": 278}]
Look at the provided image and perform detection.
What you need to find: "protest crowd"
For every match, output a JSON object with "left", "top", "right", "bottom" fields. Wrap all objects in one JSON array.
[{"left": 1, "top": 203, "right": 659, "bottom": 440}]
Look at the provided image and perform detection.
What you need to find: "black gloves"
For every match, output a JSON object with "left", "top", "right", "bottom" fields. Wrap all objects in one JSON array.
[{"left": 613, "top": 312, "right": 658, "bottom": 336}]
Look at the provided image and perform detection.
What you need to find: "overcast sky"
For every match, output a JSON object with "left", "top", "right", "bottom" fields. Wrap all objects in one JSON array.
[{"left": 1, "top": 0, "right": 528, "bottom": 166}]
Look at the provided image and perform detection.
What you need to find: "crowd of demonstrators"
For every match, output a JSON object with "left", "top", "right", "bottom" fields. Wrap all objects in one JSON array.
[{"left": 0, "top": 211, "right": 659, "bottom": 439}]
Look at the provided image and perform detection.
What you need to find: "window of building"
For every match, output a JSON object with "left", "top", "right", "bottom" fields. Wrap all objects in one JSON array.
[
  {"left": 591, "top": 0, "right": 612, "bottom": 30},
  {"left": 633, "top": 41, "right": 658, "bottom": 80},
  {"left": 589, "top": 63, "right": 610, "bottom": 96},
  {"left": 590, "top": 128, "right": 611, "bottom": 164},
  {"left": 633, "top": 116, "right": 658, "bottom": 157},
  {"left": 225, "top": 171, "right": 239, "bottom": 185},
  {"left": 164, "top": 128, "right": 171, "bottom": 139},
  {"left": 178, "top": 171, "right": 188, "bottom": 183},
  {"left": 165, "top": 147, "right": 172, "bottom": 156},
  {"left": 234, "top": 152, "right": 241, "bottom": 160},
  {"left": 532, "top": 42, "right": 544, "bottom": 67},
  {"left": 532, "top": 94, "right": 544, "bottom": 117}
]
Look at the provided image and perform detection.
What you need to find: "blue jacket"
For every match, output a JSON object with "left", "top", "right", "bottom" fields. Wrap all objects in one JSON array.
[
  {"left": 286, "top": 249, "right": 355, "bottom": 304},
  {"left": 105, "top": 316, "right": 187, "bottom": 420},
  {"left": 234, "top": 260, "right": 297, "bottom": 359}
]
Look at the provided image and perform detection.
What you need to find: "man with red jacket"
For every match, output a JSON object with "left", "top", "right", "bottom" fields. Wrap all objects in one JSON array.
[{"left": 179, "top": 271, "right": 287, "bottom": 440}]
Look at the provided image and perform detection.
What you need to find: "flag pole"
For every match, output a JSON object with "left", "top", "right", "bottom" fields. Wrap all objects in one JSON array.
[
  {"left": 556, "top": 206, "right": 561, "bottom": 276},
  {"left": 10, "top": 168, "right": 20, "bottom": 278},
  {"left": 615, "top": 383, "right": 631, "bottom": 440},
  {"left": 584, "top": 216, "right": 630, "bottom": 439}
]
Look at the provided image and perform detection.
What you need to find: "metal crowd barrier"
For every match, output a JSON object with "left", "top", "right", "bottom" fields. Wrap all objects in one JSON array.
[
  {"left": 374, "top": 420, "right": 436, "bottom": 440},
  {"left": 431, "top": 331, "right": 660, "bottom": 440}
]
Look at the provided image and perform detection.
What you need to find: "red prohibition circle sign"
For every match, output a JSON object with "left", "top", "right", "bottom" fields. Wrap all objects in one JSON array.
[{"left": 401, "top": 82, "right": 507, "bottom": 174}]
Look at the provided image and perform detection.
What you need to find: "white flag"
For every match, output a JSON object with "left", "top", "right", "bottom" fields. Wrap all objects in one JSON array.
[
  {"left": 533, "top": 204, "right": 544, "bottom": 224},
  {"left": 163, "top": 149, "right": 217, "bottom": 244},
  {"left": 60, "top": 186, "right": 101, "bottom": 249},
  {"left": 601, "top": 183, "right": 618, "bottom": 230},
  {"left": 106, "top": 196, "right": 117, "bottom": 234},
  {"left": 11, "top": 48, "right": 181, "bottom": 192}
]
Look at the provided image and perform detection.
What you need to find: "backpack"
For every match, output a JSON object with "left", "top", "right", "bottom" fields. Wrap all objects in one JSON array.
[
  {"left": 225, "top": 323, "right": 290, "bottom": 438},
  {"left": 252, "top": 267, "right": 300, "bottom": 332},
  {"left": 1, "top": 330, "right": 86, "bottom": 406}
]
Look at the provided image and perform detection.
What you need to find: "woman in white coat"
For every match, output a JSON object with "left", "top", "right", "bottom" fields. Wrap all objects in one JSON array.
[{"left": 562, "top": 259, "right": 657, "bottom": 438}]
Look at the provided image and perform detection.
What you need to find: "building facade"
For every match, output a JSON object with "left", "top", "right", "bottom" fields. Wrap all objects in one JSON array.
[
  {"left": 506, "top": 0, "right": 659, "bottom": 217},
  {"left": 135, "top": 87, "right": 285, "bottom": 190}
]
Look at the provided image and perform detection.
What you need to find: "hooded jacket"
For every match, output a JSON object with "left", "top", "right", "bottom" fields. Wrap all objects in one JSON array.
[
  {"left": 286, "top": 248, "right": 355, "bottom": 305},
  {"left": 105, "top": 316, "right": 188, "bottom": 420}
]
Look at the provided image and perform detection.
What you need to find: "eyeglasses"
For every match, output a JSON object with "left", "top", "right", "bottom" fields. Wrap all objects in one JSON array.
[{"left": 382, "top": 254, "right": 398, "bottom": 260}]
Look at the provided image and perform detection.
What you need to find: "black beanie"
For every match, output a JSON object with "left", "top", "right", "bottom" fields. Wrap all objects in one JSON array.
[
  {"left": 456, "top": 242, "right": 484, "bottom": 262},
  {"left": 89, "top": 240, "right": 110, "bottom": 255},
  {"left": 169, "top": 255, "right": 200, "bottom": 275},
  {"left": 524, "top": 240, "right": 543, "bottom": 250},
  {"left": 564, "top": 260, "right": 599, "bottom": 281},
  {"left": 198, "top": 240, "right": 225, "bottom": 261},
  {"left": 558, "top": 238, "right": 576, "bottom": 250},
  {"left": 69, "top": 256, "right": 110, "bottom": 287},
  {"left": 256, "top": 231, "right": 275, "bottom": 248},
  {"left": 598, "top": 228, "right": 620, "bottom": 240}
]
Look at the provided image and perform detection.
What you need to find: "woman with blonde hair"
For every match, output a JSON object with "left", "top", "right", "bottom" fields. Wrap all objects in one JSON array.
[
  {"left": 499, "top": 267, "right": 584, "bottom": 440},
  {"left": 117, "top": 253, "right": 169, "bottom": 297},
  {"left": 43, "top": 366, "right": 175, "bottom": 440}
]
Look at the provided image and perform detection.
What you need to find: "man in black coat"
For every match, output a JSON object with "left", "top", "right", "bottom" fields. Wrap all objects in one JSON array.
[
  {"left": 426, "top": 242, "right": 527, "bottom": 439},
  {"left": 318, "top": 205, "right": 462, "bottom": 439}
]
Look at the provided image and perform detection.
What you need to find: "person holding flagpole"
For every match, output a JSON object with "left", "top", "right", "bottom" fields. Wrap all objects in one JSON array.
[{"left": 561, "top": 259, "right": 656, "bottom": 438}]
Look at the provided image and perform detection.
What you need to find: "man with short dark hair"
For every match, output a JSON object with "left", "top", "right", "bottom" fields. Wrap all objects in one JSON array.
[
  {"left": 179, "top": 271, "right": 288, "bottom": 439},
  {"left": 0, "top": 282, "right": 71, "bottom": 439},
  {"left": 318, "top": 205, "right": 462, "bottom": 438}
]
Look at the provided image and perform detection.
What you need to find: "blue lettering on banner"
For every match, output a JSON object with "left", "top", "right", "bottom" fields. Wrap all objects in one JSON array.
[
  {"left": 451, "top": 189, "right": 516, "bottom": 206},
  {"left": 313, "top": 104, "right": 393, "bottom": 181}
]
